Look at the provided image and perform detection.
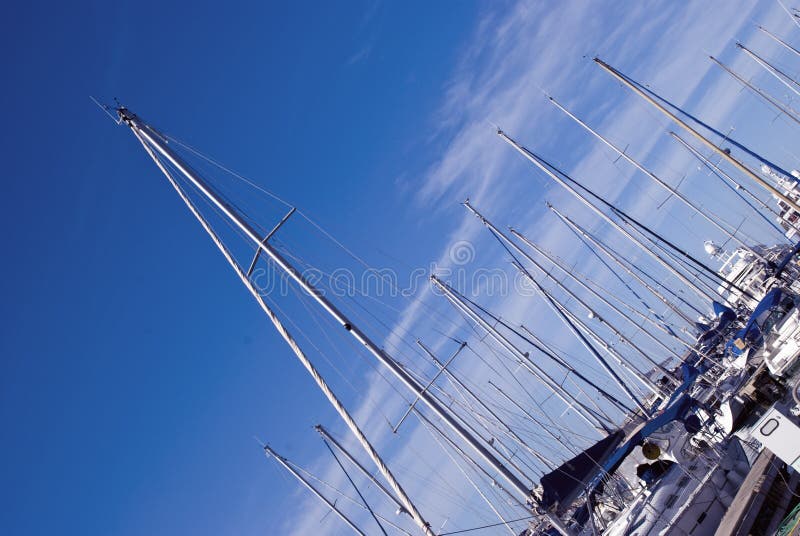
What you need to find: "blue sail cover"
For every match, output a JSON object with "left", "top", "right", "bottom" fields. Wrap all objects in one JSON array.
[
  {"left": 727, "top": 287, "right": 786, "bottom": 354},
  {"left": 539, "top": 384, "right": 700, "bottom": 517},
  {"left": 537, "top": 298, "right": 736, "bottom": 519},
  {"left": 694, "top": 308, "right": 738, "bottom": 359},
  {"left": 746, "top": 288, "right": 784, "bottom": 329},
  {"left": 712, "top": 301, "right": 735, "bottom": 319},
  {"left": 591, "top": 393, "right": 697, "bottom": 483}
]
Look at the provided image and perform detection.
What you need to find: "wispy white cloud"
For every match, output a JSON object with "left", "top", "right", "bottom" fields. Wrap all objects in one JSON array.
[
  {"left": 345, "top": 0, "right": 382, "bottom": 66},
  {"left": 346, "top": 44, "right": 372, "bottom": 66},
  {"left": 282, "top": 1, "right": 800, "bottom": 534}
]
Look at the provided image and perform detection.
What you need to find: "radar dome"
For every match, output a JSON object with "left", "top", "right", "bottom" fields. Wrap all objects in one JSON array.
[{"left": 704, "top": 240, "right": 722, "bottom": 257}]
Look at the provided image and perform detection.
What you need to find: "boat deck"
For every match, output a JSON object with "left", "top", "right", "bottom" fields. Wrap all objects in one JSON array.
[{"left": 715, "top": 450, "right": 800, "bottom": 536}]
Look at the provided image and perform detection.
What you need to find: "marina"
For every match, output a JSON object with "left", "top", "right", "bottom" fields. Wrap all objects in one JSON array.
[
  {"left": 101, "top": 12, "right": 800, "bottom": 536},
  {"left": 10, "top": 2, "right": 800, "bottom": 536}
]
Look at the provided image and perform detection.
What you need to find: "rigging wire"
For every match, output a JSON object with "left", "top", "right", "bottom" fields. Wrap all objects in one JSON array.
[
  {"left": 279, "top": 274, "right": 526, "bottom": 508},
  {"left": 165, "top": 132, "right": 492, "bottom": 344},
  {"left": 137, "top": 143, "right": 421, "bottom": 534},
  {"left": 416, "top": 412, "right": 521, "bottom": 535},
  {"left": 287, "top": 460, "right": 416, "bottom": 536},
  {"left": 157, "top": 118, "right": 721, "bottom": 527},
  {"left": 162, "top": 132, "right": 603, "bottom": 471},
  {"left": 270, "top": 238, "right": 476, "bottom": 352},
  {"left": 437, "top": 515, "right": 536, "bottom": 535},
  {"left": 322, "top": 437, "right": 389, "bottom": 536}
]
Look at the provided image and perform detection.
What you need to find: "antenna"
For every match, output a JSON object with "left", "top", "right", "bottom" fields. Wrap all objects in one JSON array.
[{"left": 89, "top": 96, "right": 119, "bottom": 123}]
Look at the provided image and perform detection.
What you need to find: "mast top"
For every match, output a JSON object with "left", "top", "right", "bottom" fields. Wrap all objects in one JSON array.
[{"left": 116, "top": 106, "right": 141, "bottom": 128}]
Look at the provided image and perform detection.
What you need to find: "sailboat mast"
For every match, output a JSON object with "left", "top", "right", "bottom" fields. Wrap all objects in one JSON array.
[
  {"left": 497, "top": 129, "right": 718, "bottom": 304},
  {"left": 593, "top": 57, "right": 800, "bottom": 214},
  {"left": 413, "top": 407, "right": 527, "bottom": 509},
  {"left": 488, "top": 381, "right": 580, "bottom": 456},
  {"left": 602, "top": 202, "right": 743, "bottom": 301},
  {"left": 321, "top": 436, "right": 390, "bottom": 536},
  {"left": 400, "top": 347, "right": 541, "bottom": 480},
  {"left": 431, "top": 275, "right": 616, "bottom": 432},
  {"left": 778, "top": 0, "right": 800, "bottom": 31},
  {"left": 455, "top": 289, "right": 632, "bottom": 419},
  {"left": 462, "top": 201, "right": 659, "bottom": 409},
  {"left": 315, "top": 425, "right": 409, "bottom": 516},
  {"left": 117, "top": 108, "right": 567, "bottom": 532},
  {"left": 411, "top": 408, "right": 572, "bottom": 534},
  {"left": 548, "top": 96, "right": 767, "bottom": 262},
  {"left": 121, "top": 109, "right": 437, "bottom": 535},
  {"left": 710, "top": 55, "right": 800, "bottom": 126},
  {"left": 668, "top": 131, "right": 791, "bottom": 237},
  {"left": 757, "top": 25, "right": 800, "bottom": 60},
  {"left": 392, "top": 342, "right": 467, "bottom": 433},
  {"left": 264, "top": 445, "right": 367, "bottom": 536},
  {"left": 542, "top": 286, "right": 664, "bottom": 397},
  {"left": 508, "top": 227, "right": 688, "bottom": 362},
  {"left": 546, "top": 205, "right": 701, "bottom": 326},
  {"left": 414, "top": 413, "right": 520, "bottom": 536},
  {"left": 619, "top": 65, "right": 795, "bottom": 178},
  {"left": 737, "top": 42, "right": 800, "bottom": 97},
  {"left": 515, "top": 323, "right": 624, "bottom": 423},
  {"left": 555, "top": 221, "right": 691, "bottom": 342},
  {"left": 416, "top": 342, "right": 556, "bottom": 472},
  {"left": 462, "top": 202, "right": 679, "bottom": 380}
]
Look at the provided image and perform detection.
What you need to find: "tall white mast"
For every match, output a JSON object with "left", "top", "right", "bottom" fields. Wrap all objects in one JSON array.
[
  {"left": 314, "top": 425, "right": 408, "bottom": 516},
  {"left": 120, "top": 108, "right": 437, "bottom": 535},
  {"left": 431, "top": 274, "right": 615, "bottom": 432},
  {"left": 115, "top": 108, "right": 573, "bottom": 533},
  {"left": 416, "top": 342, "right": 557, "bottom": 472},
  {"left": 593, "top": 57, "right": 800, "bottom": 214},
  {"left": 542, "top": 285, "right": 663, "bottom": 398},
  {"left": 777, "top": 0, "right": 800, "bottom": 31},
  {"left": 264, "top": 444, "right": 368, "bottom": 536},
  {"left": 668, "top": 131, "right": 792, "bottom": 238},
  {"left": 496, "top": 128, "right": 717, "bottom": 304},
  {"left": 757, "top": 25, "right": 800, "bottom": 60},
  {"left": 413, "top": 412, "right": 520, "bottom": 536},
  {"left": 737, "top": 42, "right": 800, "bottom": 98},
  {"left": 545, "top": 204, "right": 706, "bottom": 326},
  {"left": 710, "top": 55, "right": 800, "bottom": 126},
  {"left": 462, "top": 202, "right": 653, "bottom": 413},
  {"left": 462, "top": 202, "right": 681, "bottom": 377},
  {"left": 417, "top": 339, "right": 587, "bottom": 464},
  {"left": 417, "top": 341, "right": 580, "bottom": 474},
  {"left": 488, "top": 380, "right": 580, "bottom": 457},
  {"left": 392, "top": 342, "right": 467, "bottom": 434},
  {"left": 508, "top": 227, "right": 690, "bottom": 361},
  {"left": 547, "top": 96, "right": 767, "bottom": 262}
]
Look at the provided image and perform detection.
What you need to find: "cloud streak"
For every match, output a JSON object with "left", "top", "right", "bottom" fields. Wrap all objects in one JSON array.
[{"left": 279, "top": 1, "right": 800, "bottom": 534}]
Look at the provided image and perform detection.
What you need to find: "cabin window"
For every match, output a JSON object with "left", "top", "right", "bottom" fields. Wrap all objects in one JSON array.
[
  {"left": 761, "top": 310, "right": 786, "bottom": 333},
  {"left": 758, "top": 298, "right": 793, "bottom": 333},
  {"left": 760, "top": 418, "right": 779, "bottom": 436}
]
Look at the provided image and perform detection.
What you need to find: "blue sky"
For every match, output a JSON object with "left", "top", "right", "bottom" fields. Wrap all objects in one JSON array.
[{"left": 3, "top": 1, "right": 800, "bottom": 535}]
